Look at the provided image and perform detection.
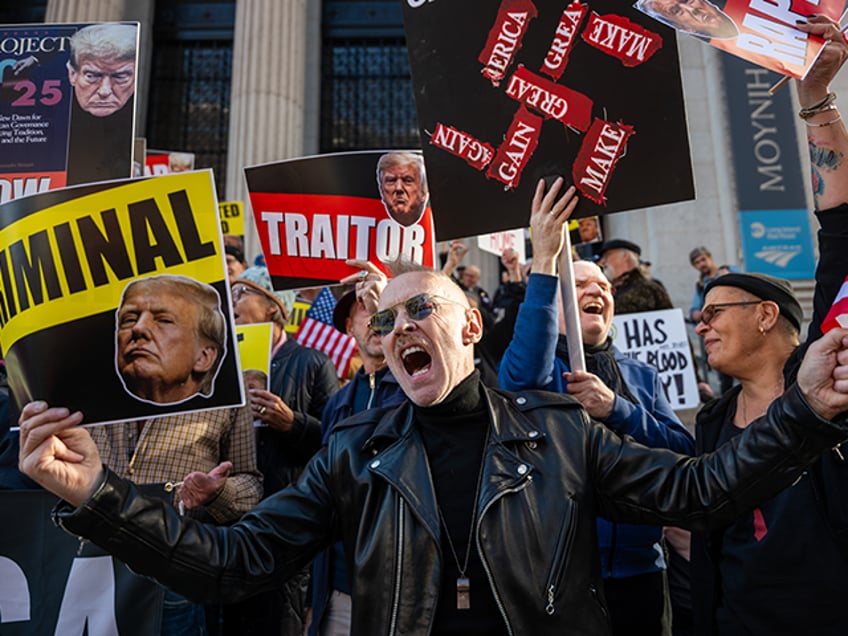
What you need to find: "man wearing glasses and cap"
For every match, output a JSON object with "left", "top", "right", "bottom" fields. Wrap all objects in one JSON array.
[{"left": 596, "top": 239, "right": 673, "bottom": 315}]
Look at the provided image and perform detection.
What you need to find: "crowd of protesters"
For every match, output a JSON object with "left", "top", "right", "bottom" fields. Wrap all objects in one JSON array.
[{"left": 6, "top": 14, "right": 848, "bottom": 636}]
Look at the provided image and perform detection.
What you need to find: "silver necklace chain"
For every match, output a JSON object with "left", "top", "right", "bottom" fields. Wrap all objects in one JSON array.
[{"left": 434, "top": 427, "right": 489, "bottom": 609}]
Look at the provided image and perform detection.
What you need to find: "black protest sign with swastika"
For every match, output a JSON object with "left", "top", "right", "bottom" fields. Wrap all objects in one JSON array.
[{"left": 402, "top": 0, "right": 694, "bottom": 240}]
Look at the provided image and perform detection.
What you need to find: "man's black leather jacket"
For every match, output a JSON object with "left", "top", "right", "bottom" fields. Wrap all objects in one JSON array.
[{"left": 55, "top": 383, "right": 847, "bottom": 635}]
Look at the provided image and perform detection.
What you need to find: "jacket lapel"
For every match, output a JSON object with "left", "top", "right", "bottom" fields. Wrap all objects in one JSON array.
[
  {"left": 368, "top": 405, "right": 441, "bottom": 542},
  {"left": 478, "top": 390, "right": 541, "bottom": 515},
  {"left": 365, "top": 389, "right": 544, "bottom": 539}
]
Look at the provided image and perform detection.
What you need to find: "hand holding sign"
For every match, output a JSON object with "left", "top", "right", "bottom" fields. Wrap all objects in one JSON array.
[
  {"left": 249, "top": 389, "right": 296, "bottom": 432},
  {"left": 562, "top": 370, "right": 616, "bottom": 419},
  {"left": 341, "top": 259, "right": 388, "bottom": 315},
  {"left": 796, "top": 16, "right": 848, "bottom": 103},
  {"left": 18, "top": 401, "right": 99, "bottom": 508},
  {"left": 529, "top": 177, "right": 579, "bottom": 276},
  {"left": 795, "top": 15, "right": 848, "bottom": 212}
]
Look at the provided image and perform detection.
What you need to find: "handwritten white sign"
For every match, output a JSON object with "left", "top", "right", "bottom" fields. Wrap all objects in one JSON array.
[
  {"left": 612, "top": 308, "right": 698, "bottom": 409},
  {"left": 476, "top": 228, "right": 526, "bottom": 262}
]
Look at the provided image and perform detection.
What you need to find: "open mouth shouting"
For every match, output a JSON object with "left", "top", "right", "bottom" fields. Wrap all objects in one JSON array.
[
  {"left": 400, "top": 343, "right": 432, "bottom": 378},
  {"left": 582, "top": 300, "right": 604, "bottom": 315}
]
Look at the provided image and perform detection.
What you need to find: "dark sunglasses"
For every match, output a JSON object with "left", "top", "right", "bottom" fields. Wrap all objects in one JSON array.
[
  {"left": 369, "top": 293, "right": 465, "bottom": 336},
  {"left": 700, "top": 300, "right": 760, "bottom": 326}
]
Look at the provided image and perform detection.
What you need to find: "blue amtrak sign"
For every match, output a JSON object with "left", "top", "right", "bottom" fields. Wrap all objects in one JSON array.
[{"left": 739, "top": 209, "right": 816, "bottom": 280}]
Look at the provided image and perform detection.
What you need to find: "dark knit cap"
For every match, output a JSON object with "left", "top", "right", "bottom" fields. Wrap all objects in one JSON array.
[
  {"left": 705, "top": 272, "right": 803, "bottom": 331},
  {"left": 225, "top": 244, "right": 246, "bottom": 264},
  {"left": 598, "top": 239, "right": 641, "bottom": 257},
  {"left": 332, "top": 290, "right": 357, "bottom": 334}
]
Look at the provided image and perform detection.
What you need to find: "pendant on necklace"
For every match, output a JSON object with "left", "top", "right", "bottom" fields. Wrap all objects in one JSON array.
[{"left": 457, "top": 577, "right": 471, "bottom": 609}]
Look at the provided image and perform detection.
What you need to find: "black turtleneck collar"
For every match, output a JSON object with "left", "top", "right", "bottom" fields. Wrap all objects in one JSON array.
[{"left": 414, "top": 370, "right": 483, "bottom": 421}]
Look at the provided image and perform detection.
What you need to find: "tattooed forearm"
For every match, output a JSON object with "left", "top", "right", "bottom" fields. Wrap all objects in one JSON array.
[
  {"left": 809, "top": 140, "right": 844, "bottom": 200},
  {"left": 808, "top": 140, "right": 843, "bottom": 173},
  {"left": 811, "top": 165, "right": 825, "bottom": 197}
]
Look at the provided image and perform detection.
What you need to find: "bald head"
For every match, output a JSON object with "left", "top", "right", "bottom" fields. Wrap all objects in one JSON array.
[
  {"left": 568, "top": 260, "right": 616, "bottom": 346},
  {"left": 378, "top": 269, "right": 480, "bottom": 406},
  {"left": 380, "top": 269, "right": 470, "bottom": 312}
]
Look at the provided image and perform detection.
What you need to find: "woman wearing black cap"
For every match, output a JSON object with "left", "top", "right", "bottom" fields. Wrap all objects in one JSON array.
[{"left": 688, "top": 16, "right": 848, "bottom": 636}]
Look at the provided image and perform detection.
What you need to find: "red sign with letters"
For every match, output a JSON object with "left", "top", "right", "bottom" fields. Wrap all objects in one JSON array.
[{"left": 245, "top": 152, "right": 437, "bottom": 290}]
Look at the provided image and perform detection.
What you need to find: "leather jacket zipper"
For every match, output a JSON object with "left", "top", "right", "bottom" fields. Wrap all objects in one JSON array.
[
  {"left": 367, "top": 372, "right": 376, "bottom": 409},
  {"left": 389, "top": 497, "right": 405, "bottom": 635},
  {"left": 476, "top": 477, "right": 532, "bottom": 635},
  {"left": 544, "top": 500, "right": 577, "bottom": 616}
]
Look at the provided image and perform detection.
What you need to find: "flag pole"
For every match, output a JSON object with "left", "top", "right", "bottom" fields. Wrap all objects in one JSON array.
[{"left": 558, "top": 228, "right": 586, "bottom": 372}]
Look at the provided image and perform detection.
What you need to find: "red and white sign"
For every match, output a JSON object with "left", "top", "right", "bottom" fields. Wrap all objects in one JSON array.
[
  {"left": 477, "top": 228, "right": 527, "bottom": 263},
  {"left": 582, "top": 13, "right": 662, "bottom": 67},
  {"left": 430, "top": 123, "right": 495, "bottom": 171},
  {"left": 573, "top": 119, "right": 635, "bottom": 204},
  {"left": 486, "top": 105, "right": 543, "bottom": 189},
  {"left": 245, "top": 151, "right": 437, "bottom": 290},
  {"left": 478, "top": 0, "right": 539, "bottom": 86},
  {"left": 541, "top": 2, "right": 589, "bottom": 80}
]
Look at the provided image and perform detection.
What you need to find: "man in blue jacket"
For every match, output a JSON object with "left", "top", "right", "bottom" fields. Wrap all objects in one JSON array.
[{"left": 499, "top": 179, "right": 693, "bottom": 636}]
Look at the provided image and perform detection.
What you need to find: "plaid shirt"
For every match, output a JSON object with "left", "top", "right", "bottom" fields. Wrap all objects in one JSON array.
[{"left": 89, "top": 405, "right": 262, "bottom": 524}]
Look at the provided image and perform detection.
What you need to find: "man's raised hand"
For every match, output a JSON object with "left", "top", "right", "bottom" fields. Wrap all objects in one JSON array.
[
  {"left": 797, "top": 328, "right": 848, "bottom": 421},
  {"left": 18, "top": 402, "right": 102, "bottom": 507},
  {"left": 529, "top": 177, "right": 578, "bottom": 276}
]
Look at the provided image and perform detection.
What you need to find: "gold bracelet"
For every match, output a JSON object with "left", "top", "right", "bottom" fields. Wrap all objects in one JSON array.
[
  {"left": 799, "top": 92, "right": 837, "bottom": 119},
  {"left": 802, "top": 103, "right": 838, "bottom": 120},
  {"left": 805, "top": 113, "right": 842, "bottom": 128},
  {"left": 800, "top": 91, "right": 836, "bottom": 112}
]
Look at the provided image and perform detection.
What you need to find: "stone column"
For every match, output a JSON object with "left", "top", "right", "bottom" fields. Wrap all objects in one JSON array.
[
  {"left": 46, "top": 0, "right": 127, "bottom": 22},
  {"left": 45, "top": 0, "right": 155, "bottom": 134},
  {"left": 226, "top": 0, "right": 314, "bottom": 262}
]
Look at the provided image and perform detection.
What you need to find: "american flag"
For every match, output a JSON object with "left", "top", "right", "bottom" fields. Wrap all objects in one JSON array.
[
  {"left": 296, "top": 287, "right": 358, "bottom": 378},
  {"left": 823, "top": 275, "right": 848, "bottom": 334}
]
